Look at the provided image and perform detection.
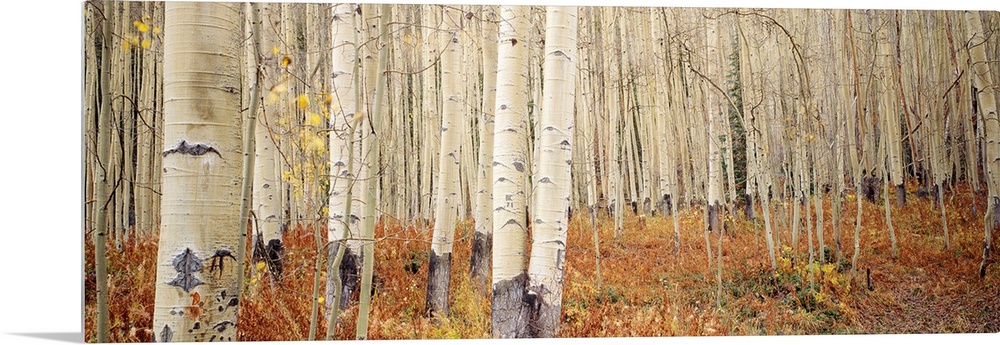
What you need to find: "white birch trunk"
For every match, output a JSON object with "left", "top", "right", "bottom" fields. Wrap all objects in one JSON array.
[
  {"left": 152, "top": 3, "right": 244, "bottom": 342},
  {"left": 526, "top": 6, "right": 577, "bottom": 337},
  {"left": 966, "top": 10, "right": 1000, "bottom": 277},
  {"left": 326, "top": 2, "right": 362, "bottom": 316},
  {"left": 426, "top": 5, "right": 464, "bottom": 317},
  {"left": 491, "top": 5, "right": 532, "bottom": 338},
  {"left": 253, "top": 2, "right": 284, "bottom": 282},
  {"left": 471, "top": 5, "right": 499, "bottom": 290}
]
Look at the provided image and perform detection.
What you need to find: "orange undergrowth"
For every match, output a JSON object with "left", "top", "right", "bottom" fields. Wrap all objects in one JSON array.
[{"left": 84, "top": 183, "right": 1000, "bottom": 341}]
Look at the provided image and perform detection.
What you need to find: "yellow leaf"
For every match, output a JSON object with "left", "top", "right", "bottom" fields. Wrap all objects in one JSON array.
[
  {"left": 141, "top": 39, "right": 151, "bottom": 49},
  {"left": 318, "top": 297, "right": 325, "bottom": 304},
  {"left": 403, "top": 33, "right": 413, "bottom": 46},
  {"left": 272, "top": 45, "right": 280, "bottom": 55},
  {"left": 255, "top": 262, "right": 266, "bottom": 270},
  {"left": 122, "top": 40, "right": 131, "bottom": 50},
  {"left": 133, "top": 20, "right": 149, "bottom": 32},
  {"left": 281, "top": 54, "right": 292, "bottom": 68},
  {"left": 129, "top": 35, "right": 140, "bottom": 46},
  {"left": 309, "top": 136, "right": 325, "bottom": 151},
  {"left": 323, "top": 92, "right": 332, "bottom": 105},
  {"left": 306, "top": 112, "right": 323, "bottom": 126},
  {"left": 297, "top": 94, "right": 309, "bottom": 109},
  {"left": 353, "top": 110, "right": 364, "bottom": 124},
  {"left": 152, "top": 26, "right": 161, "bottom": 34}
]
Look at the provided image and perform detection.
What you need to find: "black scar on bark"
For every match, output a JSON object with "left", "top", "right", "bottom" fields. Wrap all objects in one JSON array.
[
  {"left": 861, "top": 171, "right": 880, "bottom": 203},
  {"left": 339, "top": 247, "right": 361, "bottom": 310},
  {"left": 158, "top": 325, "right": 173, "bottom": 343},
  {"left": 212, "top": 321, "right": 235, "bottom": 333},
  {"left": 426, "top": 250, "right": 452, "bottom": 318},
  {"left": 491, "top": 272, "right": 530, "bottom": 338},
  {"left": 744, "top": 193, "right": 755, "bottom": 220},
  {"left": 162, "top": 140, "right": 222, "bottom": 158},
  {"left": 526, "top": 282, "right": 561, "bottom": 338},
  {"left": 895, "top": 184, "right": 906, "bottom": 207},
  {"left": 168, "top": 248, "right": 204, "bottom": 293},
  {"left": 209, "top": 249, "right": 237, "bottom": 277},
  {"left": 264, "top": 239, "right": 285, "bottom": 282},
  {"left": 469, "top": 232, "right": 492, "bottom": 290},
  {"left": 707, "top": 203, "right": 720, "bottom": 233}
]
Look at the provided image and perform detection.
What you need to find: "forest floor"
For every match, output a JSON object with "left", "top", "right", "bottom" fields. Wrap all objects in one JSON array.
[{"left": 84, "top": 183, "right": 1000, "bottom": 341}]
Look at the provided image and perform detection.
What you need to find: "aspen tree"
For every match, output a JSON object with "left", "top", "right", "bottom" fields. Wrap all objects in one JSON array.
[
  {"left": 581, "top": 7, "right": 604, "bottom": 288},
  {"left": 966, "top": 10, "right": 1000, "bottom": 277},
  {"left": 152, "top": 3, "right": 244, "bottom": 342},
  {"left": 706, "top": 12, "right": 723, "bottom": 234},
  {"left": 526, "top": 6, "right": 577, "bottom": 337},
  {"left": 235, "top": 4, "right": 262, "bottom": 338},
  {"left": 608, "top": 7, "right": 625, "bottom": 240},
  {"left": 356, "top": 4, "right": 390, "bottom": 338},
  {"left": 738, "top": 15, "right": 777, "bottom": 270},
  {"left": 848, "top": 10, "right": 866, "bottom": 282},
  {"left": 491, "top": 5, "right": 532, "bottom": 338},
  {"left": 471, "top": 5, "right": 499, "bottom": 290},
  {"left": 882, "top": 11, "right": 907, "bottom": 208},
  {"left": 93, "top": 0, "right": 114, "bottom": 341},
  {"left": 326, "top": 2, "right": 362, "bottom": 317},
  {"left": 927, "top": 12, "right": 950, "bottom": 249},
  {"left": 420, "top": 5, "right": 441, "bottom": 223},
  {"left": 426, "top": 4, "right": 465, "bottom": 317},
  {"left": 253, "top": 2, "right": 285, "bottom": 282}
]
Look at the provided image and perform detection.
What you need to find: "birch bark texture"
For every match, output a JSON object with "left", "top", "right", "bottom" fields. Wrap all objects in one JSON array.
[
  {"left": 526, "top": 6, "right": 577, "bottom": 338},
  {"left": 326, "top": 2, "right": 363, "bottom": 314},
  {"left": 253, "top": 2, "right": 284, "bottom": 281},
  {"left": 471, "top": 5, "right": 499, "bottom": 290},
  {"left": 491, "top": 5, "right": 532, "bottom": 338},
  {"left": 426, "top": 5, "right": 465, "bottom": 317},
  {"left": 152, "top": 2, "right": 244, "bottom": 342},
  {"left": 966, "top": 10, "right": 1000, "bottom": 277}
]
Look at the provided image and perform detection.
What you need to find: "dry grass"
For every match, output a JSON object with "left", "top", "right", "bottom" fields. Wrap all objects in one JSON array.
[{"left": 84, "top": 183, "right": 1000, "bottom": 341}]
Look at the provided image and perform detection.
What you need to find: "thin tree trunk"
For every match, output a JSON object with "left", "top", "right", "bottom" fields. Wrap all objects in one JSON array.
[
  {"left": 471, "top": 5, "right": 498, "bottom": 291},
  {"left": 356, "top": 4, "right": 390, "bottom": 338},
  {"left": 93, "top": 1, "right": 114, "bottom": 341},
  {"left": 966, "top": 10, "right": 1000, "bottom": 277}
]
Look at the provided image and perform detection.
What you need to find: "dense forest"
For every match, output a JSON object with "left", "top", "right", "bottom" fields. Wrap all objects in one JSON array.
[{"left": 82, "top": 1, "right": 1000, "bottom": 342}]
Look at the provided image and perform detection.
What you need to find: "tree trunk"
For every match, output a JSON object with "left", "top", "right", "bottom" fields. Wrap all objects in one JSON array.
[
  {"left": 966, "top": 10, "right": 1000, "bottom": 277},
  {"left": 356, "top": 4, "right": 390, "bottom": 338},
  {"left": 326, "top": 3, "right": 363, "bottom": 319},
  {"left": 491, "top": 5, "right": 532, "bottom": 338},
  {"left": 93, "top": 1, "right": 114, "bottom": 341},
  {"left": 152, "top": 3, "right": 244, "bottom": 342},
  {"left": 425, "top": 4, "right": 465, "bottom": 317},
  {"left": 525, "top": 6, "right": 577, "bottom": 337},
  {"left": 253, "top": 2, "right": 285, "bottom": 283},
  {"left": 471, "top": 5, "right": 499, "bottom": 291}
]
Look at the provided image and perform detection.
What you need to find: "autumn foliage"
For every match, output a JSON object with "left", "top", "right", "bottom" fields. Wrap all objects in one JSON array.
[{"left": 84, "top": 182, "right": 1000, "bottom": 341}]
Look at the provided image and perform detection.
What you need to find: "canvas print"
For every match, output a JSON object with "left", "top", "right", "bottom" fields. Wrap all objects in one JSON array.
[{"left": 82, "top": 1, "right": 1000, "bottom": 342}]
